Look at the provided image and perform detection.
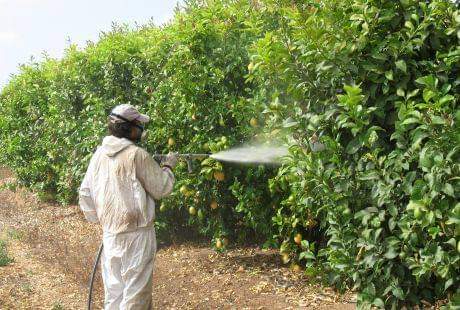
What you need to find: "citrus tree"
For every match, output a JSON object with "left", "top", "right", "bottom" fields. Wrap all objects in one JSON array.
[{"left": 248, "top": 0, "right": 459, "bottom": 308}]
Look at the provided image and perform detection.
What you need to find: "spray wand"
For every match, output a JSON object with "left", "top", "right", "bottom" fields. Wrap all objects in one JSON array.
[{"left": 153, "top": 153, "right": 210, "bottom": 173}]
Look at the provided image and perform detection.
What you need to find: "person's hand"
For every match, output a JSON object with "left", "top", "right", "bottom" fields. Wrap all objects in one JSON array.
[{"left": 162, "top": 152, "right": 178, "bottom": 169}]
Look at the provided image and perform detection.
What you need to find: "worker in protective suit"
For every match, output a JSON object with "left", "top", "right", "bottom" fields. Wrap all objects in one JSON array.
[{"left": 79, "top": 104, "right": 177, "bottom": 309}]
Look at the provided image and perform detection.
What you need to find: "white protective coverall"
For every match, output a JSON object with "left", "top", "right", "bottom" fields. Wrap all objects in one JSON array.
[{"left": 79, "top": 135, "right": 175, "bottom": 309}]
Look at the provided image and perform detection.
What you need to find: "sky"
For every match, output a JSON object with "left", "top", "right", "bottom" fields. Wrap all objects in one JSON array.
[{"left": 0, "top": 0, "right": 181, "bottom": 89}]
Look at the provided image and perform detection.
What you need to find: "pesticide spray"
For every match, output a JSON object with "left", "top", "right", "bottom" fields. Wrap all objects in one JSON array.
[
  {"left": 87, "top": 143, "right": 288, "bottom": 309},
  {"left": 154, "top": 144, "right": 288, "bottom": 167},
  {"left": 210, "top": 144, "right": 288, "bottom": 164}
]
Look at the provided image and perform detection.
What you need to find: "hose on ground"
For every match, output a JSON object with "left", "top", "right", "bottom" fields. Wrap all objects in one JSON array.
[{"left": 87, "top": 242, "right": 103, "bottom": 310}]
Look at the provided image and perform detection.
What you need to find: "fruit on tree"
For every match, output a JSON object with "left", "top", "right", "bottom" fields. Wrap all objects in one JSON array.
[
  {"left": 159, "top": 203, "right": 166, "bottom": 212},
  {"left": 214, "top": 171, "right": 225, "bottom": 181},
  {"left": 189, "top": 206, "right": 197, "bottom": 215},
  {"left": 215, "top": 238, "right": 223, "bottom": 249},
  {"left": 294, "top": 233, "right": 302, "bottom": 245},
  {"left": 414, "top": 207, "right": 423, "bottom": 219},
  {"left": 210, "top": 200, "right": 218, "bottom": 210},
  {"left": 168, "top": 137, "right": 175, "bottom": 147},
  {"left": 249, "top": 117, "right": 258, "bottom": 127},
  {"left": 197, "top": 209, "right": 204, "bottom": 220},
  {"left": 179, "top": 185, "right": 188, "bottom": 194},
  {"left": 180, "top": 185, "right": 192, "bottom": 196}
]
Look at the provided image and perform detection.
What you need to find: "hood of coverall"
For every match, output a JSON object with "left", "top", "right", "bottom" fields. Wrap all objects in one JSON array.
[{"left": 102, "top": 135, "right": 134, "bottom": 157}]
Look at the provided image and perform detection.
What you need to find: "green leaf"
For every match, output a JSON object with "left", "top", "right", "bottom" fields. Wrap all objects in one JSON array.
[
  {"left": 416, "top": 75, "right": 437, "bottom": 89},
  {"left": 392, "top": 286, "right": 404, "bottom": 300},
  {"left": 445, "top": 278, "right": 454, "bottom": 291},
  {"left": 443, "top": 183, "right": 454, "bottom": 197},
  {"left": 407, "top": 89, "right": 420, "bottom": 99},
  {"left": 430, "top": 115, "right": 445, "bottom": 125},
  {"left": 446, "top": 215, "right": 460, "bottom": 225},
  {"left": 384, "top": 248, "right": 399, "bottom": 259},
  {"left": 346, "top": 137, "right": 362, "bottom": 154},
  {"left": 373, "top": 298, "right": 385, "bottom": 308},
  {"left": 445, "top": 238, "right": 457, "bottom": 248},
  {"left": 401, "top": 117, "right": 420, "bottom": 125},
  {"left": 395, "top": 60, "right": 407, "bottom": 73},
  {"left": 404, "top": 20, "right": 414, "bottom": 30},
  {"left": 282, "top": 117, "right": 299, "bottom": 128},
  {"left": 439, "top": 95, "right": 455, "bottom": 105},
  {"left": 385, "top": 70, "right": 394, "bottom": 81},
  {"left": 407, "top": 200, "right": 425, "bottom": 211},
  {"left": 423, "top": 89, "right": 435, "bottom": 102},
  {"left": 389, "top": 217, "right": 396, "bottom": 231},
  {"left": 299, "top": 251, "right": 315, "bottom": 261},
  {"left": 396, "top": 88, "right": 405, "bottom": 97},
  {"left": 428, "top": 227, "right": 440, "bottom": 238},
  {"left": 419, "top": 148, "right": 432, "bottom": 169},
  {"left": 411, "top": 129, "right": 429, "bottom": 150}
]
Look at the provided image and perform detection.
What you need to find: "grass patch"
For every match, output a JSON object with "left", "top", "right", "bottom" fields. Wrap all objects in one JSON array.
[
  {"left": 51, "top": 302, "right": 65, "bottom": 310},
  {"left": 0, "top": 239, "right": 14, "bottom": 266},
  {"left": 8, "top": 228, "right": 24, "bottom": 241}
]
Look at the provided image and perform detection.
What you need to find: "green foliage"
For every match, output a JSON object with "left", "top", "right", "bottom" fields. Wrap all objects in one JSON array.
[
  {"left": 0, "top": 0, "right": 459, "bottom": 307},
  {"left": 0, "top": 239, "right": 14, "bottom": 267},
  {"left": 251, "top": 0, "right": 459, "bottom": 308}
]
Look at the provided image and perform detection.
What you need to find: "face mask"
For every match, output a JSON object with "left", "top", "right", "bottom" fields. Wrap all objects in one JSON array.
[
  {"left": 132, "top": 127, "right": 145, "bottom": 143},
  {"left": 140, "top": 129, "right": 148, "bottom": 142}
]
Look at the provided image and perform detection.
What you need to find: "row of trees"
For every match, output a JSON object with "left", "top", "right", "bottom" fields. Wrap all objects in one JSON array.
[{"left": 0, "top": 0, "right": 458, "bottom": 308}]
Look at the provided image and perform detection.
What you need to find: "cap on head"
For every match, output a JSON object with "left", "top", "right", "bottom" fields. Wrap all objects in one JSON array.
[{"left": 110, "top": 104, "right": 150, "bottom": 124}]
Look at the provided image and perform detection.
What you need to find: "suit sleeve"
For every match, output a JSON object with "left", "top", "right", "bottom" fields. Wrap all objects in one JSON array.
[
  {"left": 135, "top": 148, "right": 175, "bottom": 200},
  {"left": 78, "top": 155, "right": 98, "bottom": 223}
]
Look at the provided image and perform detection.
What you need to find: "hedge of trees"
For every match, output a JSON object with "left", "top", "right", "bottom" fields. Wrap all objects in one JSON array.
[{"left": 0, "top": 0, "right": 458, "bottom": 308}]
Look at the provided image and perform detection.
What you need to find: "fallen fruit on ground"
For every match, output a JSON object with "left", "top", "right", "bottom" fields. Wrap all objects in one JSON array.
[
  {"left": 291, "top": 264, "right": 302, "bottom": 273},
  {"left": 281, "top": 253, "right": 290, "bottom": 264}
]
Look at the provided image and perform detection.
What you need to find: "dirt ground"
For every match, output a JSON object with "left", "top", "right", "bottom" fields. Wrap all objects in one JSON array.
[{"left": 0, "top": 168, "right": 356, "bottom": 309}]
